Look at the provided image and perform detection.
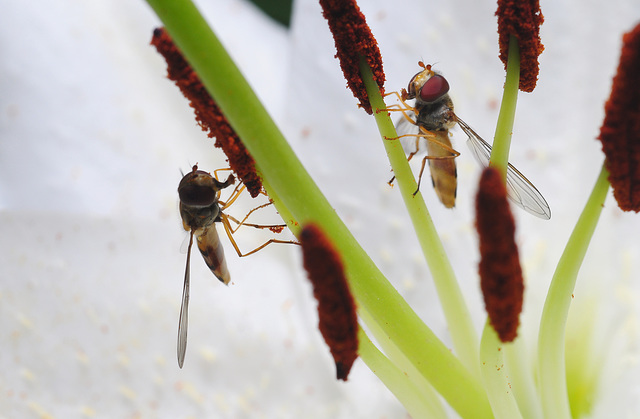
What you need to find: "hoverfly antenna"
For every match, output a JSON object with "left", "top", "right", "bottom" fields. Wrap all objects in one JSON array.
[{"left": 179, "top": 162, "right": 200, "bottom": 177}]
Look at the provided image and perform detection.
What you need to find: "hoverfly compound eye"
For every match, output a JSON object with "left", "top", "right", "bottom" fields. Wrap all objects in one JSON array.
[
  {"left": 419, "top": 74, "right": 450, "bottom": 103},
  {"left": 179, "top": 184, "right": 217, "bottom": 207}
]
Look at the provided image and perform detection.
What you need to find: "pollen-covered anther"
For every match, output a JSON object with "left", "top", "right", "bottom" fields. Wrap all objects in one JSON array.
[
  {"left": 598, "top": 23, "right": 640, "bottom": 212},
  {"left": 496, "top": 0, "right": 544, "bottom": 92},
  {"left": 150, "top": 27, "right": 262, "bottom": 197},
  {"left": 476, "top": 167, "right": 524, "bottom": 342},
  {"left": 319, "top": 0, "right": 385, "bottom": 114},
  {"left": 300, "top": 224, "right": 358, "bottom": 380}
]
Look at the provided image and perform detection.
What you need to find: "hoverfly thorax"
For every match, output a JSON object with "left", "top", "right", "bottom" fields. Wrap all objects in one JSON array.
[{"left": 178, "top": 167, "right": 235, "bottom": 232}]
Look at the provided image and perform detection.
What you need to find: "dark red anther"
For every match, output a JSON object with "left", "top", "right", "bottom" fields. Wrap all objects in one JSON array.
[
  {"left": 300, "top": 224, "right": 358, "bottom": 380},
  {"left": 150, "top": 27, "right": 262, "bottom": 198},
  {"left": 496, "top": 0, "right": 544, "bottom": 92},
  {"left": 599, "top": 23, "right": 640, "bottom": 212},
  {"left": 319, "top": 0, "right": 385, "bottom": 114},
  {"left": 476, "top": 167, "right": 524, "bottom": 342}
]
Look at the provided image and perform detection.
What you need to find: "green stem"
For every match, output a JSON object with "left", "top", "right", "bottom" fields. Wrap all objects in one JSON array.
[
  {"left": 362, "top": 313, "right": 449, "bottom": 413},
  {"left": 491, "top": 35, "right": 520, "bottom": 180},
  {"left": 357, "top": 326, "right": 448, "bottom": 419},
  {"left": 503, "top": 338, "right": 543, "bottom": 419},
  {"left": 259, "top": 176, "right": 300, "bottom": 234},
  {"left": 537, "top": 162, "right": 610, "bottom": 418},
  {"left": 361, "top": 58, "right": 481, "bottom": 381},
  {"left": 480, "top": 321, "right": 523, "bottom": 419},
  {"left": 565, "top": 298, "right": 601, "bottom": 418},
  {"left": 145, "top": 0, "right": 492, "bottom": 416}
]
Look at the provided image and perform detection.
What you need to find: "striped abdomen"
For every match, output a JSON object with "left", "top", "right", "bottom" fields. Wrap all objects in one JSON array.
[
  {"left": 196, "top": 226, "right": 231, "bottom": 285},
  {"left": 426, "top": 130, "right": 457, "bottom": 208}
]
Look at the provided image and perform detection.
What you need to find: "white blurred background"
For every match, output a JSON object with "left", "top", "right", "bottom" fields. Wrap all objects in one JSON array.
[{"left": 1, "top": 0, "right": 640, "bottom": 417}]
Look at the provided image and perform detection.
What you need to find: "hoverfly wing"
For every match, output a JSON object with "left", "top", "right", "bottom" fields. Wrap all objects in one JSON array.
[
  {"left": 177, "top": 230, "right": 194, "bottom": 368},
  {"left": 503, "top": 160, "right": 552, "bottom": 219},
  {"left": 394, "top": 109, "right": 417, "bottom": 135},
  {"left": 394, "top": 110, "right": 425, "bottom": 156},
  {"left": 457, "top": 117, "right": 551, "bottom": 220}
]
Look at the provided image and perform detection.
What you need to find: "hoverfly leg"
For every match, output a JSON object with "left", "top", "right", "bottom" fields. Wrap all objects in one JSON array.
[
  {"left": 215, "top": 185, "right": 299, "bottom": 251},
  {"left": 390, "top": 136, "right": 421, "bottom": 186},
  {"left": 223, "top": 204, "right": 288, "bottom": 234},
  {"left": 213, "top": 167, "right": 234, "bottom": 181},
  {"left": 384, "top": 89, "right": 412, "bottom": 106},
  {"left": 412, "top": 137, "right": 460, "bottom": 197},
  {"left": 219, "top": 213, "right": 299, "bottom": 258},
  {"left": 407, "top": 136, "right": 422, "bottom": 162},
  {"left": 414, "top": 156, "right": 429, "bottom": 196}
]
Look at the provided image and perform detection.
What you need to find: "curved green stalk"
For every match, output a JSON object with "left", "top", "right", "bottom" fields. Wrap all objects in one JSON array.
[
  {"left": 491, "top": 35, "right": 520, "bottom": 180},
  {"left": 565, "top": 297, "right": 601, "bottom": 417},
  {"left": 537, "top": 163, "right": 610, "bottom": 418},
  {"left": 144, "top": 0, "right": 493, "bottom": 416},
  {"left": 362, "top": 313, "right": 448, "bottom": 416},
  {"left": 503, "top": 337, "right": 543, "bottom": 419},
  {"left": 361, "top": 58, "right": 480, "bottom": 381},
  {"left": 357, "top": 326, "right": 448, "bottom": 419},
  {"left": 259, "top": 176, "right": 300, "bottom": 234},
  {"left": 480, "top": 321, "right": 523, "bottom": 419}
]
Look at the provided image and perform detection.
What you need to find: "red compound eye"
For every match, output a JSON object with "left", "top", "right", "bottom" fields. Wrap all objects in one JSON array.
[{"left": 419, "top": 74, "right": 449, "bottom": 102}]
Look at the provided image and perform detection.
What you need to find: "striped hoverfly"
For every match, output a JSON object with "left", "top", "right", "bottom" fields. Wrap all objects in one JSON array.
[
  {"left": 390, "top": 62, "right": 551, "bottom": 219},
  {"left": 177, "top": 165, "right": 294, "bottom": 368}
]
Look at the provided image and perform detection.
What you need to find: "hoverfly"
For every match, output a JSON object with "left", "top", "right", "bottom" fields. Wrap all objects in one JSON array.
[
  {"left": 177, "top": 165, "right": 294, "bottom": 368},
  {"left": 389, "top": 61, "right": 551, "bottom": 220}
]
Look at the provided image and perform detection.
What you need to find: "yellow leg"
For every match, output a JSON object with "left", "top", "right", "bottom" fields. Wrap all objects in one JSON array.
[{"left": 219, "top": 214, "right": 299, "bottom": 258}]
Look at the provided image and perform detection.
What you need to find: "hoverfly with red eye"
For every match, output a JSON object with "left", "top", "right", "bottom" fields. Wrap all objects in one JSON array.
[
  {"left": 389, "top": 61, "right": 551, "bottom": 220},
  {"left": 177, "top": 165, "right": 296, "bottom": 368}
]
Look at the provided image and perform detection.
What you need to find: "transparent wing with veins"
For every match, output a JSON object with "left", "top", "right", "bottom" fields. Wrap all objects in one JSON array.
[
  {"left": 456, "top": 116, "right": 551, "bottom": 220},
  {"left": 394, "top": 110, "right": 431, "bottom": 158},
  {"left": 177, "top": 230, "right": 194, "bottom": 369}
]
